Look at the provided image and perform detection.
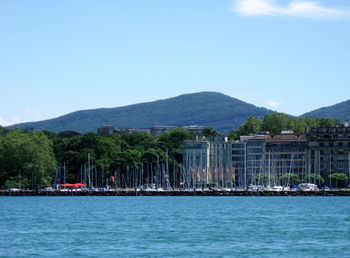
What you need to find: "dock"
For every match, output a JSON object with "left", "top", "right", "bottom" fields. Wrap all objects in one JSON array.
[{"left": 1, "top": 189, "right": 350, "bottom": 197}]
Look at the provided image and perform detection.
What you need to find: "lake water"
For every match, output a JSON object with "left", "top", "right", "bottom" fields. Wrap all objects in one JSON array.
[{"left": 0, "top": 196, "right": 349, "bottom": 257}]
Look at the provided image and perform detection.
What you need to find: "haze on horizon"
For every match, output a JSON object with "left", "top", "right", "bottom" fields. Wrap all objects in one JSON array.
[{"left": 1, "top": 0, "right": 350, "bottom": 126}]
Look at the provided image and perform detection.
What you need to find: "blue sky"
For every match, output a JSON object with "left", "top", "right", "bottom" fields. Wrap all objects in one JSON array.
[{"left": 1, "top": 0, "right": 350, "bottom": 126}]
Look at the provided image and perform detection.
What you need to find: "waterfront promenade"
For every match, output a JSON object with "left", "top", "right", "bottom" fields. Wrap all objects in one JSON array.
[{"left": 2, "top": 189, "right": 350, "bottom": 197}]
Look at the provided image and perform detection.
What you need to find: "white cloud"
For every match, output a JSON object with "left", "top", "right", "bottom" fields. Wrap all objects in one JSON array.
[
  {"left": 234, "top": 0, "right": 349, "bottom": 19},
  {"left": 0, "top": 115, "right": 22, "bottom": 126},
  {"left": 266, "top": 100, "right": 282, "bottom": 108}
]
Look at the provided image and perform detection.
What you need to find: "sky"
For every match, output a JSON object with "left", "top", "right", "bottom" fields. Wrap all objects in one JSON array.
[{"left": 1, "top": 0, "right": 350, "bottom": 126}]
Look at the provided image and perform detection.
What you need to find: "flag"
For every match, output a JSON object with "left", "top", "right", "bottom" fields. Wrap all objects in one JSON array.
[
  {"left": 226, "top": 167, "right": 230, "bottom": 180},
  {"left": 202, "top": 167, "right": 206, "bottom": 180},
  {"left": 112, "top": 176, "right": 115, "bottom": 183},
  {"left": 190, "top": 167, "right": 194, "bottom": 180},
  {"left": 214, "top": 168, "right": 218, "bottom": 180},
  {"left": 220, "top": 167, "right": 223, "bottom": 180},
  {"left": 209, "top": 168, "right": 212, "bottom": 182},
  {"left": 197, "top": 167, "right": 200, "bottom": 181},
  {"left": 232, "top": 167, "right": 236, "bottom": 181}
]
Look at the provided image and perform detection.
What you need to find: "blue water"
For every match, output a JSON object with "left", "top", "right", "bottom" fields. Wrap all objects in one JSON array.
[{"left": 0, "top": 197, "right": 349, "bottom": 257}]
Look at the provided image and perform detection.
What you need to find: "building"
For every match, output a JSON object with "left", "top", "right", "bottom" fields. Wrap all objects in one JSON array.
[
  {"left": 265, "top": 134, "right": 307, "bottom": 184},
  {"left": 307, "top": 125, "right": 350, "bottom": 187},
  {"left": 150, "top": 126, "right": 178, "bottom": 136},
  {"left": 183, "top": 129, "right": 349, "bottom": 188},
  {"left": 182, "top": 136, "right": 233, "bottom": 187},
  {"left": 182, "top": 125, "right": 205, "bottom": 134},
  {"left": 97, "top": 125, "right": 117, "bottom": 136},
  {"left": 233, "top": 135, "right": 267, "bottom": 187},
  {"left": 151, "top": 125, "right": 205, "bottom": 136}
]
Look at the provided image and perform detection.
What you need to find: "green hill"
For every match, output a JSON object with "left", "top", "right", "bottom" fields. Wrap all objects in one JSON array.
[
  {"left": 8, "top": 92, "right": 273, "bottom": 134},
  {"left": 301, "top": 99, "right": 350, "bottom": 121}
]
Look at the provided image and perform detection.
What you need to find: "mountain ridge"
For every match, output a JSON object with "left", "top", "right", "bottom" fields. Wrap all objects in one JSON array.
[
  {"left": 7, "top": 92, "right": 273, "bottom": 134},
  {"left": 8, "top": 92, "right": 350, "bottom": 134},
  {"left": 301, "top": 99, "right": 350, "bottom": 121}
]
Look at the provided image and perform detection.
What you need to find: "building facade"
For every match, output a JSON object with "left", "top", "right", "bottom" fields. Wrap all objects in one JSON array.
[
  {"left": 183, "top": 136, "right": 233, "bottom": 187},
  {"left": 307, "top": 126, "right": 350, "bottom": 187},
  {"left": 182, "top": 125, "right": 350, "bottom": 188}
]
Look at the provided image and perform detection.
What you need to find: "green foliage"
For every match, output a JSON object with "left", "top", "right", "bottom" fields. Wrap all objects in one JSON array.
[
  {"left": 46, "top": 128, "right": 193, "bottom": 185},
  {"left": 155, "top": 128, "right": 192, "bottom": 163},
  {"left": 0, "top": 126, "right": 9, "bottom": 136},
  {"left": 4, "top": 176, "right": 30, "bottom": 189},
  {"left": 280, "top": 174, "right": 301, "bottom": 185},
  {"left": 7, "top": 92, "right": 272, "bottom": 134},
  {"left": 202, "top": 127, "right": 221, "bottom": 137},
  {"left": 242, "top": 117, "right": 262, "bottom": 134},
  {"left": 0, "top": 129, "right": 57, "bottom": 189},
  {"left": 229, "top": 112, "right": 340, "bottom": 138},
  {"left": 261, "top": 113, "right": 292, "bottom": 134},
  {"left": 319, "top": 118, "right": 334, "bottom": 127},
  {"left": 328, "top": 173, "right": 348, "bottom": 188},
  {"left": 301, "top": 99, "right": 350, "bottom": 122},
  {"left": 310, "top": 173, "right": 324, "bottom": 186},
  {"left": 255, "top": 173, "right": 275, "bottom": 185}
]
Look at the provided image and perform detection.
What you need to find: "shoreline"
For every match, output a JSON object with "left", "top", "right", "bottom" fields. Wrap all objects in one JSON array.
[{"left": 2, "top": 189, "right": 350, "bottom": 197}]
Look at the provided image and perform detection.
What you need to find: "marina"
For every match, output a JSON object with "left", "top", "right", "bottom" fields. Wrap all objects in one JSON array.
[{"left": 2, "top": 188, "right": 350, "bottom": 196}]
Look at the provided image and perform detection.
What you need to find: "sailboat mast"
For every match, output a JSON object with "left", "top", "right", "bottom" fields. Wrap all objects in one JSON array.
[
  {"left": 102, "top": 164, "right": 104, "bottom": 188},
  {"left": 318, "top": 150, "right": 321, "bottom": 186},
  {"left": 244, "top": 142, "right": 247, "bottom": 189},
  {"left": 166, "top": 149, "right": 169, "bottom": 189},
  {"left": 268, "top": 150, "right": 271, "bottom": 187},
  {"left": 348, "top": 152, "right": 350, "bottom": 187},
  {"left": 173, "top": 159, "right": 176, "bottom": 190},
  {"left": 146, "top": 162, "right": 149, "bottom": 189},
  {"left": 63, "top": 162, "right": 66, "bottom": 189},
  {"left": 330, "top": 151, "right": 332, "bottom": 188},
  {"left": 88, "top": 153, "right": 90, "bottom": 188}
]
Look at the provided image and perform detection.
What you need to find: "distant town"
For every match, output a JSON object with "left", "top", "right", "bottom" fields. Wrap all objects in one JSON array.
[
  {"left": 98, "top": 121, "right": 350, "bottom": 192},
  {"left": 97, "top": 125, "right": 205, "bottom": 137},
  {"left": 1, "top": 117, "right": 350, "bottom": 196}
]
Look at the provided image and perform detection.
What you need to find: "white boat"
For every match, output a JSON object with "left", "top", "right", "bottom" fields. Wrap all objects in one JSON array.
[
  {"left": 298, "top": 183, "right": 318, "bottom": 191},
  {"left": 219, "top": 188, "right": 232, "bottom": 192},
  {"left": 248, "top": 185, "right": 263, "bottom": 191},
  {"left": 271, "top": 186, "right": 283, "bottom": 191}
]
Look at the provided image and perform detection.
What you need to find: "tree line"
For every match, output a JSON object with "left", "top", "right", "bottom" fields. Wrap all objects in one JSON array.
[
  {"left": 0, "top": 112, "right": 347, "bottom": 189},
  {"left": 0, "top": 126, "right": 194, "bottom": 189},
  {"left": 228, "top": 113, "right": 342, "bottom": 139}
]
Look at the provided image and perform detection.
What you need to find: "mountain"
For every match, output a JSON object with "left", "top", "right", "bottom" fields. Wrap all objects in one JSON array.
[
  {"left": 301, "top": 99, "right": 350, "bottom": 121},
  {"left": 8, "top": 92, "right": 273, "bottom": 134}
]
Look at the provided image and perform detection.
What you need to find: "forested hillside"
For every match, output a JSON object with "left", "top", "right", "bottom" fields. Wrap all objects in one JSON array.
[
  {"left": 8, "top": 92, "right": 273, "bottom": 134},
  {"left": 0, "top": 113, "right": 343, "bottom": 189},
  {"left": 301, "top": 99, "right": 350, "bottom": 121}
]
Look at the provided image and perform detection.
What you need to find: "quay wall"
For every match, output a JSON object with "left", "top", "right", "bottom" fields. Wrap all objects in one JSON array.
[{"left": 1, "top": 190, "right": 350, "bottom": 197}]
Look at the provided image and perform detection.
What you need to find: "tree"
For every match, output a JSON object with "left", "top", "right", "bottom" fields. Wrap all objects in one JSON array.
[
  {"left": 319, "top": 118, "right": 334, "bottom": 128},
  {"left": 155, "top": 128, "right": 192, "bottom": 163},
  {"left": 303, "top": 117, "right": 320, "bottom": 131},
  {"left": 0, "top": 126, "right": 9, "bottom": 136},
  {"left": 261, "top": 112, "right": 291, "bottom": 134},
  {"left": 202, "top": 127, "right": 220, "bottom": 137},
  {"left": 310, "top": 173, "right": 324, "bottom": 186},
  {"left": 280, "top": 174, "right": 300, "bottom": 186},
  {"left": 242, "top": 116, "right": 262, "bottom": 134},
  {"left": 0, "top": 130, "right": 57, "bottom": 189},
  {"left": 328, "top": 173, "right": 348, "bottom": 188},
  {"left": 290, "top": 118, "right": 307, "bottom": 134},
  {"left": 255, "top": 173, "right": 275, "bottom": 186}
]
